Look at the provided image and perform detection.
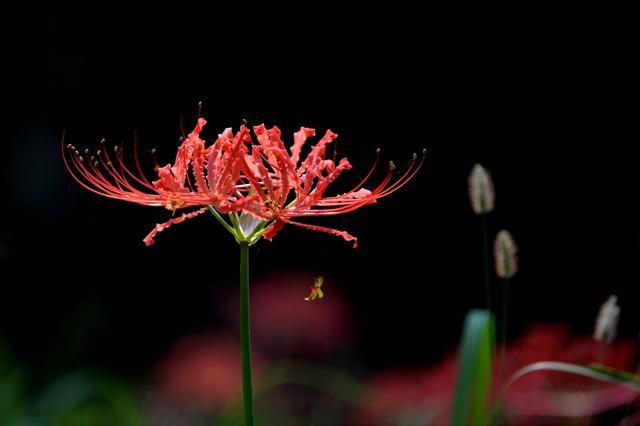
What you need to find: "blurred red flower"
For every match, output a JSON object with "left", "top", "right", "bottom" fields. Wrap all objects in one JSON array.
[
  {"left": 360, "top": 323, "right": 638, "bottom": 424},
  {"left": 223, "top": 272, "right": 352, "bottom": 357},
  {"left": 154, "top": 334, "right": 262, "bottom": 410},
  {"left": 362, "top": 357, "right": 458, "bottom": 424},
  {"left": 503, "top": 324, "right": 638, "bottom": 419}
]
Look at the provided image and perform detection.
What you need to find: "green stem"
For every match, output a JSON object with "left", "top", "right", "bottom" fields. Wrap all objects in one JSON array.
[
  {"left": 240, "top": 242, "right": 255, "bottom": 426},
  {"left": 208, "top": 206, "right": 238, "bottom": 238},
  {"left": 229, "top": 211, "right": 241, "bottom": 230},
  {"left": 480, "top": 214, "right": 497, "bottom": 409},
  {"left": 498, "top": 278, "right": 509, "bottom": 386},
  {"left": 598, "top": 338, "right": 607, "bottom": 365},
  {"left": 481, "top": 214, "right": 491, "bottom": 314}
]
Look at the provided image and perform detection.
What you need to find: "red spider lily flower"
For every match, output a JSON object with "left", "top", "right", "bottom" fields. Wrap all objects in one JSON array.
[
  {"left": 62, "top": 118, "right": 257, "bottom": 245},
  {"left": 240, "top": 124, "right": 426, "bottom": 248},
  {"left": 63, "top": 118, "right": 424, "bottom": 247}
]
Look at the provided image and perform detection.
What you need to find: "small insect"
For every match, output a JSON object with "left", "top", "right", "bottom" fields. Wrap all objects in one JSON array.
[{"left": 304, "top": 276, "right": 324, "bottom": 301}]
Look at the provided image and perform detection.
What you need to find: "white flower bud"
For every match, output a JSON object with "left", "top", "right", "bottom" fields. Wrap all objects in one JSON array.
[
  {"left": 594, "top": 295, "right": 620, "bottom": 344},
  {"left": 468, "top": 164, "right": 495, "bottom": 214},
  {"left": 494, "top": 230, "right": 518, "bottom": 279},
  {"left": 238, "top": 212, "right": 261, "bottom": 237}
]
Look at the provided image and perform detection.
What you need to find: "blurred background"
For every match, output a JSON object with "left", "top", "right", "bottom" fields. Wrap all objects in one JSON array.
[{"left": 1, "top": 3, "right": 637, "bottom": 425}]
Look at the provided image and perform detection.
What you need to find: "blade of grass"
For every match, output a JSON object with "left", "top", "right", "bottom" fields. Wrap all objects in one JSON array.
[
  {"left": 491, "top": 361, "right": 640, "bottom": 422},
  {"left": 503, "top": 361, "right": 640, "bottom": 393},
  {"left": 451, "top": 309, "right": 494, "bottom": 426}
]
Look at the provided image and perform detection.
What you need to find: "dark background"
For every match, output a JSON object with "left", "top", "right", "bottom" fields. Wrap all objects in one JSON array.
[{"left": 2, "top": 4, "right": 637, "bottom": 386}]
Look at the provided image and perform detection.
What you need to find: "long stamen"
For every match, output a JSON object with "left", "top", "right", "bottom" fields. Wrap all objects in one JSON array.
[
  {"left": 347, "top": 148, "right": 381, "bottom": 194},
  {"left": 377, "top": 150, "right": 426, "bottom": 197}
]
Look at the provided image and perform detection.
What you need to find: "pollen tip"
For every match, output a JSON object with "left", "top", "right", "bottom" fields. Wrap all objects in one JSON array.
[
  {"left": 74, "top": 150, "right": 79, "bottom": 155},
  {"left": 100, "top": 138, "right": 106, "bottom": 144},
  {"left": 66, "top": 144, "right": 72, "bottom": 149},
  {"left": 79, "top": 156, "right": 84, "bottom": 162},
  {"left": 84, "top": 148, "right": 89, "bottom": 154},
  {"left": 90, "top": 156, "right": 95, "bottom": 161},
  {"left": 114, "top": 146, "right": 119, "bottom": 153},
  {"left": 389, "top": 160, "right": 396, "bottom": 170},
  {"left": 93, "top": 161, "right": 99, "bottom": 167},
  {"left": 422, "top": 148, "right": 427, "bottom": 155},
  {"left": 150, "top": 148, "right": 157, "bottom": 154},
  {"left": 376, "top": 147, "right": 381, "bottom": 154},
  {"left": 96, "top": 150, "right": 102, "bottom": 155},
  {"left": 412, "top": 152, "right": 417, "bottom": 160}
]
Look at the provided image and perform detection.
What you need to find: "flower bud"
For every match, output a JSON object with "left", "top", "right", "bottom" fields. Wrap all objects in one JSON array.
[
  {"left": 468, "top": 164, "right": 495, "bottom": 214},
  {"left": 494, "top": 230, "right": 518, "bottom": 279},
  {"left": 594, "top": 295, "right": 620, "bottom": 344}
]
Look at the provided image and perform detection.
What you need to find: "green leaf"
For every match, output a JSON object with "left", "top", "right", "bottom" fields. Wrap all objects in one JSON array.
[
  {"left": 504, "top": 361, "right": 640, "bottom": 392},
  {"left": 451, "top": 309, "right": 494, "bottom": 426}
]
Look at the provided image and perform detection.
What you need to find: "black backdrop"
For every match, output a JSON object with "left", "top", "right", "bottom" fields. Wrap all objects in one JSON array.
[{"left": 2, "top": 5, "right": 637, "bottom": 383}]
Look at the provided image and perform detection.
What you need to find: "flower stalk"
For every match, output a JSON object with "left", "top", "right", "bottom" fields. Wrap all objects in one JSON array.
[
  {"left": 239, "top": 241, "right": 254, "bottom": 426},
  {"left": 468, "top": 164, "right": 495, "bottom": 313},
  {"left": 209, "top": 207, "right": 262, "bottom": 425},
  {"left": 210, "top": 206, "right": 277, "bottom": 425},
  {"left": 493, "top": 230, "right": 518, "bottom": 387},
  {"left": 481, "top": 215, "right": 491, "bottom": 313}
]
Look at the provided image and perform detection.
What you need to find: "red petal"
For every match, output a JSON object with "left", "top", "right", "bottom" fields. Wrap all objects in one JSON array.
[{"left": 143, "top": 208, "right": 207, "bottom": 246}]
